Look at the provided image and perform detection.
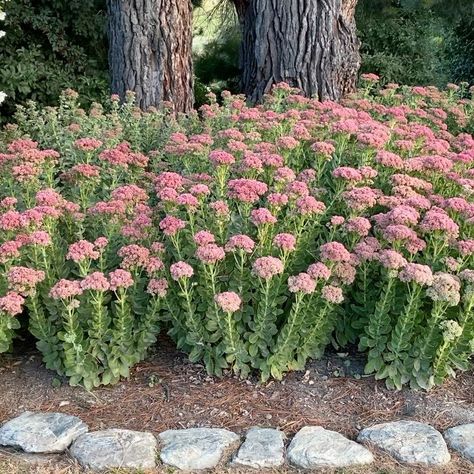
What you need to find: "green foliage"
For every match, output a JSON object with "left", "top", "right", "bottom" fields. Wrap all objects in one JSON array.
[
  {"left": 0, "top": 0, "right": 109, "bottom": 120},
  {"left": 356, "top": 0, "right": 474, "bottom": 87}
]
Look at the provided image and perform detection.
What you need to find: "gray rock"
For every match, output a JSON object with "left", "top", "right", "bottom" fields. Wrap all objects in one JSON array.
[
  {"left": 444, "top": 423, "right": 474, "bottom": 462},
  {"left": 70, "top": 429, "right": 157, "bottom": 470},
  {"left": 159, "top": 427, "right": 239, "bottom": 470},
  {"left": 287, "top": 426, "right": 374, "bottom": 469},
  {"left": 232, "top": 427, "right": 285, "bottom": 468},
  {"left": 358, "top": 420, "right": 450, "bottom": 465},
  {"left": 0, "top": 411, "right": 88, "bottom": 453}
]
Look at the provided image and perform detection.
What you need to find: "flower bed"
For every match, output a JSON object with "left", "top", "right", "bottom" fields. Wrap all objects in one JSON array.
[{"left": 0, "top": 81, "right": 474, "bottom": 390}]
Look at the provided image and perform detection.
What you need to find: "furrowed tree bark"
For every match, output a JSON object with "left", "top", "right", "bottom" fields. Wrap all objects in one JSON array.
[
  {"left": 107, "top": 0, "right": 194, "bottom": 112},
  {"left": 232, "top": 0, "right": 360, "bottom": 103}
]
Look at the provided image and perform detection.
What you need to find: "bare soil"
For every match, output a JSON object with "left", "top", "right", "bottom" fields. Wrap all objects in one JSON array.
[{"left": 0, "top": 335, "right": 473, "bottom": 473}]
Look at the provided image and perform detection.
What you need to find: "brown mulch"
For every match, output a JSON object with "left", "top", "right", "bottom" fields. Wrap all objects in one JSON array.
[{"left": 0, "top": 335, "right": 473, "bottom": 473}]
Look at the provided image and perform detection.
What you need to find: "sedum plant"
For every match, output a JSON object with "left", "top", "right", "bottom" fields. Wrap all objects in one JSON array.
[{"left": 0, "top": 78, "right": 473, "bottom": 390}]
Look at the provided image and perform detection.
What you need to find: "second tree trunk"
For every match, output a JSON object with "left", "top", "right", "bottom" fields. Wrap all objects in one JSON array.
[{"left": 237, "top": 0, "right": 360, "bottom": 102}]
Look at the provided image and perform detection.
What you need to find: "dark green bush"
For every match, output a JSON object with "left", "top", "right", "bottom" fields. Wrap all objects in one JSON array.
[{"left": 0, "top": 0, "right": 109, "bottom": 119}]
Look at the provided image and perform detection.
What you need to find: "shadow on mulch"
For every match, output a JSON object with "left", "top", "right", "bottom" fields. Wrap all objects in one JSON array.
[{"left": 0, "top": 335, "right": 473, "bottom": 473}]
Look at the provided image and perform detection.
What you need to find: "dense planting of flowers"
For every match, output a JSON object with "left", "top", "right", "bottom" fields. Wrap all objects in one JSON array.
[{"left": 1, "top": 80, "right": 474, "bottom": 390}]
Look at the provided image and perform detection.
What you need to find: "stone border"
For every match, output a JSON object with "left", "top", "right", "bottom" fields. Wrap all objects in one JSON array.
[{"left": 0, "top": 412, "right": 473, "bottom": 470}]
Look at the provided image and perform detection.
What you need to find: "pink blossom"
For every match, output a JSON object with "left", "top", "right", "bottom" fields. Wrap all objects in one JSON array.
[
  {"left": 159, "top": 215, "right": 186, "bottom": 236},
  {"left": 170, "top": 261, "right": 194, "bottom": 280},
  {"left": 320, "top": 242, "right": 351, "bottom": 262},
  {"left": 49, "top": 279, "right": 83, "bottom": 299},
  {"left": 155, "top": 172, "right": 184, "bottom": 190},
  {"left": 296, "top": 196, "right": 326, "bottom": 216},
  {"left": 67, "top": 240, "right": 100, "bottom": 263},
  {"left": 196, "top": 244, "right": 226, "bottom": 264},
  {"left": 0, "top": 291, "right": 25, "bottom": 316},
  {"left": 353, "top": 237, "right": 381, "bottom": 262},
  {"left": 109, "top": 269, "right": 134, "bottom": 291},
  {"left": 252, "top": 256, "right": 284, "bottom": 279},
  {"left": 225, "top": 235, "right": 255, "bottom": 253},
  {"left": 190, "top": 184, "right": 210, "bottom": 196},
  {"left": 273, "top": 233, "right": 297, "bottom": 252},
  {"left": 332, "top": 167, "right": 363, "bottom": 182},
  {"left": 377, "top": 250, "right": 408, "bottom": 270},
  {"left": 398, "top": 263, "right": 434, "bottom": 286},
  {"left": 118, "top": 244, "right": 150, "bottom": 269},
  {"left": 307, "top": 262, "right": 331, "bottom": 281},
  {"left": 7, "top": 266, "right": 45, "bottom": 295},
  {"left": 0, "top": 241, "right": 22, "bottom": 264},
  {"left": 74, "top": 138, "right": 103, "bottom": 151},
  {"left": 209, "top": 149, "right": 235, "bottom": 166},
  {"left": 267, "top": 193, "right": 289, "bottom": 207},
  {"left": 177, "top": 193, "right": 199, "bottom": 208},
  {"left": 419, "top": 208, "right": 459, "bottom": 238},
  {"left": 210, "top": 200, "right": 230, "bottom": 217},
  {"left": 457, "top": 240, "right": 474, "bottom": 257},
  {"left": 382, "top": 224, "right": 418, "bottom": 243},
  {"left": 288, "top": 273, "right": 316, "bottom": 294},
  {"left": 277, "top": 136, "right": 299, "bottom": 150},
  {"left": 285, "top": 180, "right": 309, "bottom": 198},
  {"left": 343, "top": 187, "right": 379, "bottom": 212},
  {"left": 228, "top": 179, "right": 268, "bottom": 203},
  {"left": 81, "top": 272, "right": 110, "bottom": 292},
  {"left": 251, "top": 208, "right": 277, "bottom": 226},
  {"left": 275, "top": 167, "right": 296, "bottom": 183},
  {"left": 27, "top": 231, "right": 51, "bottom": 246},
  {"left": 332, "top": 262, "right": 357, "bottom": 285},
  {"left": 330, "top": 216, "right": 345, "bottom": 226},
  {"left": 311, "top": 141, "right": 335, "bottom": 156},
  {"left": 345, "top": 217, "right": 371, "bottom": 236},
  {"left": 214, "top": 292, "right": 242, "bottom": 313},
  {"left": 194, "top": 231, "right": 216, "bottom": 246},
  {"left": 147, "top": 278, "right": 168, "bottom": 297},
  {"left": 111, "top": 185, "right": 148, "bottom": 205},
  {"left": 321, "top": 285, "right": 344, "bottom": 304},
  {"left": 94, "top": 237, "right": 108, "bottom": 250}
]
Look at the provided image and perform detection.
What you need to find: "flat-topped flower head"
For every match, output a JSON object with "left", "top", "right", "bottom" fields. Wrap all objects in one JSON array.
[
  {"left": 320, "top": 242, "right": 351, "bottom": 263},
  {"left": 252, "top": 256, "right": 284, "bottom": 279},
  {"left": 67, "top": 240, "right": 99, "bottom": 263},
  {"left": 49, "top": 279, "right": 83, "bottom": 299},
  {"left": 147, "top": 278, "right": 168, "bottom": 297},
  {"left": 7, "top": 266, "right": 45, "bottom": 295},
  {"left": 118, "top": 244, "right": 150, "bottom": 269},
  {"left": 398, "top": 263, "right": 434, "bottom": 286},
  {"left": 307, "top": 262, "right": 331, "bottom": 281},
  {"left": 296, "top": 196, "right": 326, "bottom": 216},
  {"left": 210, "top": 200, "right": 230, "bottom": 217},
  {"left": 288, "top": 273, "right": 316, "bottom": 294},
  {"left": 377, "top": 250, "right": 408, "bottom": 270},
  {"left": 80, "top": 272, "right": 110, "bottom": 292},
  {"left": 426, "top": 272, "right": 461, "bottom": 306},
  {"left": 159, "top": 215, "right": 186, "bottom": 236},
  {"left": 273, "top": 233, "right": 296, "bottom": 252},
  {"left": 209, "top": 149, "right": 235, "bottom": 166},
  {"left": 321, "top": 285, "right": 344, "bottom": 304},
  {"left": 0, "top": 292, "right": 25, "bottom": 316},
  {"left": 251, "top": 208, "right": 277, "bottom": 226},
  {"left": 196, "top": 244, "right": 226, "bottom": 265},
  {"left": 225, "top": 234, "right": 255, "bottom": 253},
  {"left": 109, "top": 269, "right": 134, "bottom": 291},
  {"left": 194, "top": 230, "right": 216, "bottom": 246},
  {"left": 228, "top": 179, "right": 268, "bottom": 203},
  {"left": 215, "top": 292, "right": 242, "bottom": 313},
  {"left": 170, "top": 261, "right": 194, "bottom": 281}
]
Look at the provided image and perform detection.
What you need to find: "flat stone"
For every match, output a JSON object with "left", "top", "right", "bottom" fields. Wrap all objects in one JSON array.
[
  {"left": 287, "top": 426, "right": 374, "bottom": 469},
  {"left": 358, "top": 420, "right": 450, "bottom": 465},
  {"left": 444, "top": 423, "right": 474, "bottom": 462},
  {"left": 159, "top": 427, "right": 239, "bottom": 470},
  {"left": 70, "top": 429, "right": 157, "bottom": 470},
  {"left": 0, "top": 411, "right": 88, "bottom": 453},
  {"left": 232, "top": 427, "right": 285, "bottom": 468}
]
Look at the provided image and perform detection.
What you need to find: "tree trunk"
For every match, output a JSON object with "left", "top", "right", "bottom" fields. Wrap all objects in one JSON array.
[
  {"left": 107, "top": 0, "right": 194, "bottom": 112},
  {"left": 233, "top": 0, "right": 360, "bottom": 103}
]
